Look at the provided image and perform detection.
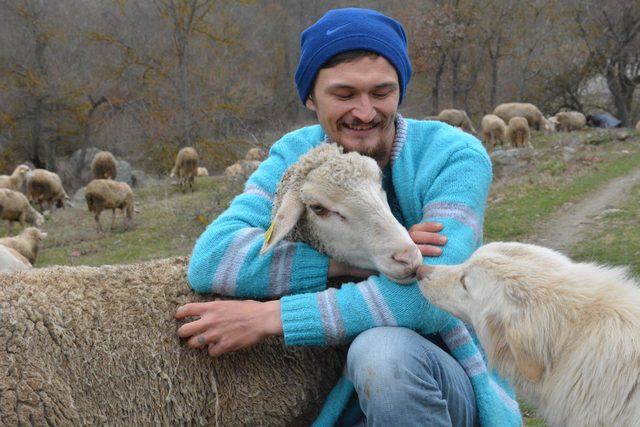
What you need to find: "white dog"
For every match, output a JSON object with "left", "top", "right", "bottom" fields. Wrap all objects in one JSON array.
[{"left": 417, "top": 242, "right": 640, "bottom": 427}]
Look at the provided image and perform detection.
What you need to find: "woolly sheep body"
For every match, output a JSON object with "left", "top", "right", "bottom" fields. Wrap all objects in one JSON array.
[
  {"left": 0, "top": 227, "right": 47, "bottom": 265},
  {"left": 0, "top": 245, "right": 31, "bottom": 272},
  {"left": 493, "top": 102, "right": 551, "bottom": 131},
  {"left": 507, "top": 117, "right": 531, "bottom": 148},
  {"left": 91, "top": 151, "right": 118, "bottom": 180},
  {"left": 0, "top": 257, "right": 345, "bottom": 425},
  {"left": 196, "top": 166, "right": 209, "bottom": 177},
  {"left": 554, "top": 111, "right": 586, "bottom": 132},
  {"left": 636, "top": 120, "right": 640, "bottom": 133},
  {"left": 26, "top": 169, "right": 70, "bottom": 210},
  {"left": 481, "top": 114, "right": 507, "bottom": 152},
  {"left": 0, "top": 188, "right": 44, "bottom": 234},
  {"left": 436, "top": 109, "right": 477, "bottom": 133},
  {"left": 0, "top": 164, "right": 30, "bottom": 192},
  {"left": 173, "top": 147, "right": 199, "bottom": 192},
  {"left": 85, "top": 179, "right": 134, "bottom": 232}
]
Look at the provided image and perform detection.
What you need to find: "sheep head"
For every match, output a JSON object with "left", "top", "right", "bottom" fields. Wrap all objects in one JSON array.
[{"left": 261, "top": 143, "right": 422, "bottom": 284}]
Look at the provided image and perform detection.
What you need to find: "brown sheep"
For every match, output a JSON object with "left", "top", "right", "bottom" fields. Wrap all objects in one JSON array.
[
  {"left": 0, "top": 244, "right": 31, "bottom": 272},
  {"left": 554, "top": 111, "right": 587, "bottom": 132},
  {"left": 85, "top": 179, "right": 134, "bottom": 233},
  {"left": 91, "top": 151, "right": 118, "bottom": 180},
  {"left": 493, "top": 102, "right": 553, "bottom": 132},
  {"left": 0, "top": 257, "right": 345, "bottom": 425},
  {"left": 171, "top": 147, "right": 199, "bottom": 192},
  {"left": 0, "top": 188, "right": 44, "bottom": 235},
  {"left": 507, "top": 117, "right": 532, "bottom": 148},
  {"left": 26, "top": 169, "right": 71, "bottom": 210},
  {"left": 480, "top": 114, "right": 507, "bottom": 152},
  {"left": 245, "top": 147, "right": 267, "bottom": 161},
  {"left": 224, "top": 160, "right": 261, "bottom": 181},
  {"left": 635, "top": 120, "right": 640, "bottom": 133},
  {"left": 0, "top": 226, "right": 47, "bottom": 265},
  {"left": 0, "top": 164, "right": 31, "bottom": 192},
  {"left": 435, "top": 109, "right": 477, "bottom": 133}
]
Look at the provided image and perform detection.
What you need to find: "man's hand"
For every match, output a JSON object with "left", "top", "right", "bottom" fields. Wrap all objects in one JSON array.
[
  {"left": 408, "top": 222, "right": 447, "bottom": 257},
  {"left": 175, "top": 299, "right": 283, "bottom": 357}
]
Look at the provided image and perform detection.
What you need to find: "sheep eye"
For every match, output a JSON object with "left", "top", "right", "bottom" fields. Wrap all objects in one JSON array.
[
  {"left": 309, "top": 204, "right": 329, "bottom": 217},
  {"left": 461, "top": 274, "right": 468, "bottom": 291}
]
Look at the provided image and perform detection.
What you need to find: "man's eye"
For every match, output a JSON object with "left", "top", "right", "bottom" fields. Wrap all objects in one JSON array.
[
  {"left": 309, "top": 204, "right": 329, "bottom": 216},
  {"left": 334, "top": 93, "right": 353, "bottom": 100},
  {"left": 372, "top": 91, "right": 391, "bottom": 98}
]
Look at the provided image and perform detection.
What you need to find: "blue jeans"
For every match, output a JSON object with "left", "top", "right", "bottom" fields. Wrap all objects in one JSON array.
[{"left": 345, "top": 327, "right": 479, "bottom": 427}]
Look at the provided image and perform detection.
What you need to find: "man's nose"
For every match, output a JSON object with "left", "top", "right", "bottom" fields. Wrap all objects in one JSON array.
[{"left": 352, "top": 95, "right": 376, "bottom": 123}]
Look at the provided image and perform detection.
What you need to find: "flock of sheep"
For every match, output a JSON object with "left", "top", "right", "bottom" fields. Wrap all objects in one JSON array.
[{"left": 429, "top": 102, "right": 596, "bottom": 152}]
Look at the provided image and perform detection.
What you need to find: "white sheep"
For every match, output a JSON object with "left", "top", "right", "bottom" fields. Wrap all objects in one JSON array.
[
  {"left": 493, "top": 102, "right": 553, "bottom": 132},
  {"left": 480, "top": 114, "right": 508, "bottom": 152},
  {"left": 91, "top": 151, "right": 118, "bottom": 180},
  {"left": 0, "top": 164, "right": 31, "bottom": 192},
  {"left": 224, "top": 159, "right": 261, "bottom": 181},
  {"left": 507, "top": 117, "right": 532, "bottom": 148},
  {"left": 245, "top": 147, "right": 267, "bottom": 161},
  {"left": 172, "top": 147, "right": 199, "bottom": 192},
  {"left": 85, "top": 179, "right": 134, "bottom": 233},
  {"left": 554, "top": 111, "right": 586, "bottom": 132},
  {"left": 196, "top": 166, "right": 209, "bottom": 177},
  {"left": 0, "top": 244, "right": 31, "bottom": 272},
  {"left": 0, "top": 226, "right": 47, "bottom": 265},
  {"left": 0, "top": 188, "right": 45, "bottom": 235},
  {"left": 434, "top": 109, "right": 477, "bottom": 133},
  {"left": 26, "top": 169, "right": 71, "bottom": 210},
  {"left": 260, "top": 143, "right": 422, "bottom": 283},
  {"left": 635, "top": 120, "right": 640, "bottom": 133}
]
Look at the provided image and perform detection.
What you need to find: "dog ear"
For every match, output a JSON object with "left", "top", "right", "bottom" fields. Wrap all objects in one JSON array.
[
  {"left": 260, "top": 189, "right": 304, "bottom": 255},
  {"left": 505, "top": 323, "right": 544, "bottom": 382}
]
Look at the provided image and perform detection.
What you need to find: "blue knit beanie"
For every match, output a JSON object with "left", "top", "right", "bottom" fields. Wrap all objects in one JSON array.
[{"left": 295, "top": 8, "right": 412, "bottom": 105}]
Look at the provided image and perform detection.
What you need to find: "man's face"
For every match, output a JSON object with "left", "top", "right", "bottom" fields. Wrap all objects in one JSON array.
[{"left": 305, "top": 55, "right": 400, "bottom": 166}]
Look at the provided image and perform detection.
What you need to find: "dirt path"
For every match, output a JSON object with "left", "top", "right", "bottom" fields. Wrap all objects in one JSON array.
[{"left": 526, "top": 167, "right": 640, "bottom": 253}]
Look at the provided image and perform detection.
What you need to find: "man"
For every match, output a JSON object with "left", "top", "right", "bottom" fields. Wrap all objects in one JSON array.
[{"left": 177, "top": 8, "right": 521, "bottom": 427}]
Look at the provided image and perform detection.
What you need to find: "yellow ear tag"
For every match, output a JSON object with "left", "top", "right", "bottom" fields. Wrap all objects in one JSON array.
[{"left": 264, "top": 221, "right": 275, "bottom": 243}]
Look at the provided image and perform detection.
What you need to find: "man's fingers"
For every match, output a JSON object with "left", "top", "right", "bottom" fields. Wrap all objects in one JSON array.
[
  {"left": 409, "top": 222, "right": 443, "bottom": 233},
  {"left": 409, "top": 230, "right": 447, "bottom": 246},
  {"left": 418, "top": 244, "right": 443, "bottom": 257},
  {"left": 187, "top": 331, "right": 217, "bottom": 348},
  {"left": 175, "top": 302, "right": 213, "bottom": 319},
  {"left": 177, "top": 318, "right": 208, "bottom": 339}
]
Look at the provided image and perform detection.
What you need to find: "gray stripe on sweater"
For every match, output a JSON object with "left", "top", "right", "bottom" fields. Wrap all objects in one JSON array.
[
  {"left": 460, "top": 353, "right": 487, "bottom": 377},
  {"left": 267, "top": 240, "right": 296, "bottom": 296},
  {"left": 423, "top": 202, "right": 482, "bottom": 244},
  {"left": 317, "top": 288, "right": 345, "bottom": 344},
  {"left": 359, "top": 279, "right": 397, "bottom": 326},
  {"left": 213, "top": 227, "right": 262, "bottom": 295},
  {"left": 244, "top": 183, "right": 274, "bottom": 203}
]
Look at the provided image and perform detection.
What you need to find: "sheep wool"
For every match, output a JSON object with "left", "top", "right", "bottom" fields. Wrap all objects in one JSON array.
[
  {"left": 188, "top": 115, "right": 522, "bottom": 426},
  {"left": 0, "top": 257, "right": 345, "bottom": 425}
]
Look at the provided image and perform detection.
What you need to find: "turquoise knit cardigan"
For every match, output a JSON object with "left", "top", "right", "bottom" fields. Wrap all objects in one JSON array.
[{"left": 188, "top": 116, "right": 522, "bottom": 426}]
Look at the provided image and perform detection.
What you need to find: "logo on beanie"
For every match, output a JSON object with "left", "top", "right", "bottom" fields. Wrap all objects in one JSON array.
[{"left": 326, "top": 23, "right": 351, "bottom": 36}]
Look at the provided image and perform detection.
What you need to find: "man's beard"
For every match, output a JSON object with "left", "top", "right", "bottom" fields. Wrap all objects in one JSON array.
[{"left": 340, "top": 115, "right": 395, "bottom": 163}]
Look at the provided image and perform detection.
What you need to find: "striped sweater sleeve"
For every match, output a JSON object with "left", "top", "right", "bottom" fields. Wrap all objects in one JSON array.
[
  {"left": 186, "top": 131, "right": 330, "bottom": 299},
  {"left": 280, "top": 144, "right": 492, "bottom": 345}
]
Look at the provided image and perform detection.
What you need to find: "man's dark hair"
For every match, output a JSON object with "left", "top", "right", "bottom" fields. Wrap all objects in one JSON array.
[{"left": 308, "top": 50, "right": 380, "bottom": 100}]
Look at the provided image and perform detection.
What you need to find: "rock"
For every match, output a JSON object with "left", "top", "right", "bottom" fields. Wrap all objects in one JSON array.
[
  {"left": 490, "top": 148, "right": 536, "bottom": 179},
  {"left": 72, "top": 186, "right": 86, "bottom": 205},
  {"left": 615, "top": 131, "right": 630, "bottom": 141}
]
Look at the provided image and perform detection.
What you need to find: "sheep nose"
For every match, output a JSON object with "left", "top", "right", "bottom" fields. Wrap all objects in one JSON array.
[
  {"left": 416, "top": 265, "right": 434, "bottom": 281},
  {"left": 392, "top": 247, "right": 422, "bottom": 270}
]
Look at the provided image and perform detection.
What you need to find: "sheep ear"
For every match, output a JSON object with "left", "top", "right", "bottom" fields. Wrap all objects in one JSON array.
[
  {"left": 505, "top": 323, "right": 544, "bottom": 382},
  {"left": 260, "top": 190, "right": 304, "bottom": 255}
]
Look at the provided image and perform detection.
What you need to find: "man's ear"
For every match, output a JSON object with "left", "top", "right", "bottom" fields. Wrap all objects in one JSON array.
[
  {"left": 260, "top": 189, "right": 305, "bottom": 255},
  {"left": 504, "top": 323, "right": 545, "bottom": 382},
  {"left": 305, "top": 95, "right": 317, "bottom": 111}
]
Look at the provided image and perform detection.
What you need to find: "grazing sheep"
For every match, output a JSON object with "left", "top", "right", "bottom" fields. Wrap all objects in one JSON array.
[
  {"left": 26, "top": 169, "right": 71, "bottom": 210},
  {"left": 261, "top": 143, "right": 422, "bottom": 282},
  {"left": 0, "top": 257, "right": 346, "bottom": 425},
  {"left": 224, "top": 160, "right": 261, "bottom": 181},
  {"left": 435, "top": 109, "right": 477, "bottom": 133},
  {"left": 0, "top": 164, "right": 31, "bottom": 192},
  {"left": 245, "top": 147, "right": 267, "bottom": 161},
  {"left": 417, "top": 242, "right": 640, "bottom": 427},
  {"left": 554, "top": 111, "right": 586, "bottom": 132},
  {"left": 0, "top": 244, "right": 31, "bottom": 272},
  {"left": 480, "top": 114, "right": 508, "bottom": 152},
  {"left": 196, "top": 166, "right": 209, "bottom": 177},
  {"left": 91, "top": 151, "right": 118, "bottom": 180},
  {"left": 0, "top": 188, "right": 45, "bottom": 235},
  {"left": 635, "top": 120, "right": 640, "bottom": 133},
  {"left": 172, "top": 147, "right": 199, "bottom": 192},
  {"left": 0, "top": 226, "right": 47, "bottom": 265},
  {"left": 85, "top": 179, "right": 134, "bottom": 233},
  {"left": 507, "top": 117, "right": 532, "bottom": 148},
  {"left": 493, "top": 102, "right": 553, "bottom": 132}
]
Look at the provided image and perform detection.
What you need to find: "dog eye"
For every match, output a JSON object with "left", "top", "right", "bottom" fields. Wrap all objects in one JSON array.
[{"left": 460, "top": 274, "right": 468, "bottom": 291}]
